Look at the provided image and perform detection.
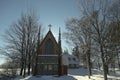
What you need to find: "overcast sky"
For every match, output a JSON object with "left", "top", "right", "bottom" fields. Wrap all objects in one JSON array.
[{"left": 0, "top": 0, "right": 81, "bottom": 64}]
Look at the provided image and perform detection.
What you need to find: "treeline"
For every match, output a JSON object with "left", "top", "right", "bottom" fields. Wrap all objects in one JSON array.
[{"left": 64, "top": 0, "right": 120, "bottom": 80}]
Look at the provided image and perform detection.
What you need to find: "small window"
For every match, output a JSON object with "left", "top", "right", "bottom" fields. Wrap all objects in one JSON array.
[
  {"left": 68, "top": 57, "right": 71, "bottom": 61},
  {"left": 54, "top": 65, "right": 58, "bottom": 71},
  {"left": 43, "top": 65, "right": 47, "bottom": 71},
  {"left": 73, "top": 58, "right": 76, "bottom": 61},
  {"left": 48, "top": 65, "right": 52, "bottom": 71}
]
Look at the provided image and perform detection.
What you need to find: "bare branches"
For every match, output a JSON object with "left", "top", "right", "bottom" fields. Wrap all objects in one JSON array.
[
  {"left": 2, "top": 12, "right": 43, "bottom": 77},
  {"left": 65, "top": 0, "right": 120, "bottom": 80}
]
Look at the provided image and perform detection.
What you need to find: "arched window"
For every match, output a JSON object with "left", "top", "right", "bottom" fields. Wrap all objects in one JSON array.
[{"left": 45, "top": 39, "right": 54, "bottom": 54}]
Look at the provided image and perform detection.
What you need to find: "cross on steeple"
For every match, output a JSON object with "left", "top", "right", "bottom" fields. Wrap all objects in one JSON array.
[{"left": 48, "top": 24, "right": 52, "bottom": 31}]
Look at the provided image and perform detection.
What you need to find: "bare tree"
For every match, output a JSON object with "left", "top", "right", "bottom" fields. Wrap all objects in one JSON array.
[
  {"left": 78, "top": 0, "right": 115, "bottom": 80},
  {"left": 64, "top": 0, "right": 119, "bottom": 80},
  {"left": 1, "top": 12, "right": 43, "bottom": 77},
  {"left": 65, "top": 17, "right": 92, "bottom": 78},
  {"left": 107, "top": 0, "right": 120, "bottom": 69}
]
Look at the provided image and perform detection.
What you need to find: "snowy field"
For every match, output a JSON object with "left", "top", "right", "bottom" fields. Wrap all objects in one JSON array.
[
  {"left": 0, "top": 67, "right": 120, "bottom": 80},
  {"left": 13, "top": 67, "right": 120, "bottom": 80}
]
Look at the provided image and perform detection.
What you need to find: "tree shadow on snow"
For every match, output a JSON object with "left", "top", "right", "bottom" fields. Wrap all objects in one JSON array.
[
  {"left": 25, "top": 75, "right": 77, "bottom": 80},
  {"left": 68, "top": 67, "right": 88, "bottom": 76}
]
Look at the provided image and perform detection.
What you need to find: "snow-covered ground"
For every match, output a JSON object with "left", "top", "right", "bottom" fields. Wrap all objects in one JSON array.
[{"left": 3, "top": 67, "right": 120, "bottom": 80}]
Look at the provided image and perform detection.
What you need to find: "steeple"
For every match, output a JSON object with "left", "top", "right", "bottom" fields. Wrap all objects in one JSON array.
[
  {"left": 37, "top": 26, "right": 41, "bottom": 46},
  {"left": 58, "top": 27, "right": 62, "bottom": 76},
  {"left": 58, "top": 27, "right": 61, "bottom": 47}
]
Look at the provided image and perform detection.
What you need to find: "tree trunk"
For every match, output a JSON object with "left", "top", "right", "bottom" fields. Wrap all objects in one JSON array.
[
  {"left": 101, "top": 46, "right": 108, "bottom": 80},
  {"left": 20, "top": 62, "right": 24, "bottom": 76},
  {"left": 98, "top": 62, "right": 101, "bottom": 70},
  {"left": 23, "top": 51, "right": 27, "bottom": 77},
  {"left": 27, "top": 61, "right": 31, "bottom": 75},
  {"left": 86, "top": 49, "right": 92, "bottom": 79},
  {"left": 117, "top": 52, "right": 120, "bottom": 70},
  {"left": 102, "top": 62, "right": 107, "bottom": 80},
  {"left": 106, "top": 65, "right": 109, "bottom": 74},
  {"left": 23, "top": 60, "right": 26, "bottom": 77},
  {"left": 119, "top": 64, "right": 120, "bottom": 70},
  {"left": 101, "top": 52, "right": 107, "bottom": 80}
]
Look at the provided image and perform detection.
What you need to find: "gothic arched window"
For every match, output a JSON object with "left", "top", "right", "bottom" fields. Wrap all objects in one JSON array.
[{"left": 45, "top": 39, "right": 54, "bottom": 54}]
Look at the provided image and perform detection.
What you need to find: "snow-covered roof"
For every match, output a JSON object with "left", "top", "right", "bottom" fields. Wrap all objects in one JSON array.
[
  {"left": 67, "top": 54, "right": 79, "bottom": 64},
  {"left": 62, "top": 53, "right": 79, "bottom": 65}
]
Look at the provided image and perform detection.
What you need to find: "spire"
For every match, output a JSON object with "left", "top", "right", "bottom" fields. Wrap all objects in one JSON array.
[
  {"left": 35, "top": 26, "right": 41, "bottom": 75},
  {"left": 37, "top": 26, "right": 41, "bottom": 46},
  {"left": 58, "top": 27, "right": 62, "bottom": 76},
  {"left": 58, "top": 27, "right": 61, "bottom": 47}
]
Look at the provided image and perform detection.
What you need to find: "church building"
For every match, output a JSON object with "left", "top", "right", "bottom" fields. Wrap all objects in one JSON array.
[{"left": 32, "top": 26, "right": 67, "bottom": 76}]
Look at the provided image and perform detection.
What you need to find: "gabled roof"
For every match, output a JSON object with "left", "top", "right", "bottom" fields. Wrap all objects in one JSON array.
[
  {"left": 39, "top": 30, "right": 59, "bottom": 48},
  {"left": 62, "top": 54, "right": 79, "bottom": 65}
]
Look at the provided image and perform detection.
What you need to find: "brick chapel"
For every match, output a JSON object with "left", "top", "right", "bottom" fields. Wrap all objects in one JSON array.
[{"left": 32, "top": 27, "right": 68, "bottom": 76}]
